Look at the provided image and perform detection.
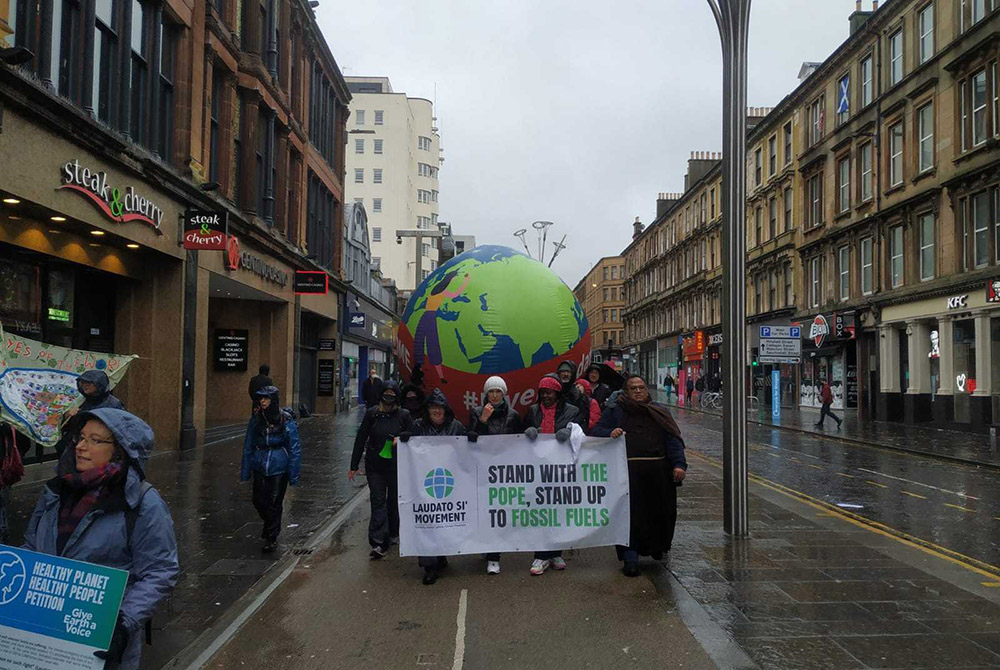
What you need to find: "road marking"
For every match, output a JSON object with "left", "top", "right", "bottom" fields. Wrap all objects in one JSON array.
[
  {"left": 865, "top": 480, "right": 888, "bottom": 489},
  {"left": 790, "top": 457, "right": 801, "bottom": 462},
  {"left": 982, "top": 582, "right": 1000, "bottom": 587},
  {"left": 855, "top": 468, "right": 981, "bottom": 500},
  {"left": 767, "top": 453, "right": 780, "bottom": 458},
  {"left": 902, "top": 491, "right": 927, "bottom": 499},
  {"left": 452, "top": 589, "right": 468, "bottom": 670},
  {"left": 836, "top": 472, "right": 855, "bottom": 478},
  {"left": 807, "top": 464, "right": 824, "bottom": 470},
  {"left": 687, "top": 450, "right": 1000, "bottom": 582},
  {"left": 944, "top": 503, "right": 976, "bottom": 513}
]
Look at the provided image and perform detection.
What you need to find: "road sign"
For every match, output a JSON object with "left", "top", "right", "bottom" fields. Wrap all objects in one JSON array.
[
  {"left": 771, "top": 369, "right": 781, "bottom": 420},
  {"left": 760, "top": 326, "right": 801, "bottom": 339},
  {"left": 760, "top": 356, "right": 801, "bottom": 364}
]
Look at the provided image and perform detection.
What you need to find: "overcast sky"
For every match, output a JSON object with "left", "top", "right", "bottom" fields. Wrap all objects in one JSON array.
[{"left": 319, "top": 1, "right": 864, "bottom": 288}]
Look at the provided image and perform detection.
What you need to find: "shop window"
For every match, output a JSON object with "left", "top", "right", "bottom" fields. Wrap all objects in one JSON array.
[
  {"left": 0, "top": 258, "right": 42, "bottom": 337},
  {"left": 930, "top": 325, "right": 940, "bottom": 399},
  {"left": 919, "top": 212, "right": 935, "bottom": 280},
  {"left": 954, "top": 318, "right": 977, "bottom": 423},
  {"left": 899, "top": 329, "right": 909, "bottom": 393}
]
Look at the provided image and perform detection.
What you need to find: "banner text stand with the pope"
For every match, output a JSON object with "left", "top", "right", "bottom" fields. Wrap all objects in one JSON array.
[{"left": 398, "top": 433, "right": 630, "bottom": 556}]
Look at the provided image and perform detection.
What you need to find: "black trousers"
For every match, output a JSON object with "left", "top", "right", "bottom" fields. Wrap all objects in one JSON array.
[
  {"left": 252, "top": 472, "right": 289, "bottom": 542},
  {"left": 367, "top": 468, "right": 399, "bottom": 549},
  {"left": 818, "top": 402, "right": 841, "bottom": 426}
]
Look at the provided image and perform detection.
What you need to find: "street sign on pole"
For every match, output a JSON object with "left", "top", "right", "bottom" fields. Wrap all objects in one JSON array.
[
  {"left": 760, "top": 326, "right": 801, "bottom": 339},
  {"left": 760, "top": 338, "right": 802, "bottom": 360},
  {"left": 771, "top": 369, "right": 781, "bottom": 420}
]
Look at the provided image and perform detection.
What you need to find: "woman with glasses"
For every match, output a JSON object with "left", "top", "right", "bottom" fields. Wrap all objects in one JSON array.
[{"left": 23, "top": 408, "right": 179, "bottom": 670}]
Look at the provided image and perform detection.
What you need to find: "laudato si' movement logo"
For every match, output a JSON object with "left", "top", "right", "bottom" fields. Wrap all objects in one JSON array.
[
  {"left": 424, "top": 468, "right": 455, "bottom": 499},
  {"left": 0, "top": 551, "right": 26, "bottom": 605}
]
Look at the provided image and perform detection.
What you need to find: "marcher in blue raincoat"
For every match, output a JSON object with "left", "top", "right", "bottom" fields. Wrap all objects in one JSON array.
[
  {"left": 23, "top": 408, "right": 179, "bottom": 670},
  {"left": 241, "top": 386, "right": 301, "bottom": 553},
  {"left": 56, "top": 369, "right": 125, "bottom": 457}
]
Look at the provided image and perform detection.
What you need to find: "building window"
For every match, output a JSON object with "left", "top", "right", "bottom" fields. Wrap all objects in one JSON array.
[
  {"left": 809, "top": 97, "right": 824, "bottom": 146},
  {"left": 710, "top": 188, "right": 717, "bottom": 218},
  {"left": 861, "top": 237, "right": 873, "bottom": 294},
  {"left": 422, "top": 243, "right": 430, "bottom": 257},
  {"left": 860, "top": 142, "right": 873, "bottom": 202},
  {"left": 890, "top": 225, "right": 904, "bottom": 287},
  {"left": 918, "top": 103, "right": 934, "bottom": 172},
  {"left": 754, "top": 148, "right": 762, "bottom": 185},
  {"left": 839, "top": 246, "right": 850, "bottom": 300},
  {"left": 418, "top": 189, "right": 430, "bottom": 203},
  {"left": 783, "top": 186, "right": 793, "bottom": 232},
  {"left": 603, "top": 288, "right": 609, "bottom": 301},
  {"left": 354, "top": 168, "right": 363, "bottom": 183},
  {"left": 209, "top": 68, "right": 223, "bottom": 183},
  {"left": 374, "top": 139, "right": 383, "bottom": 154},
  {"left": 603, "top": 309, "right": 608, "bottom": 323},
  {"left": 838, "top": 156, "right": 851, "bottom": 213},
  {"left": 994, "top": 62, "right": 999, "bottom": 137},
  {"left": 355, "top": 139, "right": 364, "bottom": 154},
  {"left": 374, "top": 169, "right": 383, "bottom": 184},
  {"left": 309, "top": 63, "right": 339, "bottom": 170},
  {"left": 372, "top": 257, "right": 380, "bottom": 269},
  {"left": 889, "top": 122, "right": 904, "bottom": 187},
  {"left": 611, "top": 309, "right": 618, "bottom": 322},
  {"left": 603, "top": 267, "right": 608, "bottom": 281},
  {"left": 306, "top": 171, "right": 337, "bottom": 270},
  {"left": 783, "top": 122, "right": 793, "bottom": 165},
  {"left": 129, "top": 0, "right": 149, "bottom": 145},
  {"left": 784, "top": 263, "right": 793, "bottom": 306},
  {"left": 810, "top": 257, "right": 821, "bottom": 308},
  {"left": 355, "top": 109, "right": 365, "bottom": 125},
  {"left": 973, "top": 190, "right": 990, "bottom": 267},
  {"left": 768, "top": 136, "right": 777, "bottom": 176},
  {"left": 418, "top": 136, "right": 431, "bottom": 150},
  {"left": 837, "top": 74, "right": 850, "bottom": 125},
  {"left": 889, "top": 30, "right": 903, "bottom": 86},
  {"left": 808, "top": 173, "right": 823, "bottom": 227},
  {"left": 431, "top": 190, "right": 438, "bottom": 202},
  {"left": 919, "top": 212, "right": 935, "bottom": 280},
  {"left": 918, "top": 3, "right": 934, "bottom": 64},
  {"left": 973, "top": 69, "right": 988, "bottom": 146},
  {"left": 372, "top": 227, "right": 381, "bottom": 242},
  {"left": 373, "top": 198, "right": 382, "bottom": 213},
  {"left": 423, "top": 270, "right": 430, "bottom": 280},
  {"left": 611, "top": 265, "right": 618, "bottom": 279},
  {"left": 859, "top": 55, "right": 873, "bottom": 109},
  {"left": 755, "top": 207, "right": 762, "bottom": 245},
  {"left": 769, "top": 198, "right": 777, "bottom": 238},
  {"left": 374, "top": 109, "right": 383, "bottom": 125},
  {"left": 93, "top": 0, "right": 118, "bottom": 125},
  {"left": 996, "top": 187, "right": 1000, "bottom": 263},
  {"left": 961, "top": 79, "right": 969, "bottom": 152}
]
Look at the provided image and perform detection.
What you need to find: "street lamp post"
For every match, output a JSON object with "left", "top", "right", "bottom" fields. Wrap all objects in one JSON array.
[{"left": 707, "top": 0, "right": 751, "bottom": 536}]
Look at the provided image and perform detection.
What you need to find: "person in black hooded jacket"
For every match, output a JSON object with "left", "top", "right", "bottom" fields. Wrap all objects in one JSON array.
[
  {"left": 400, "top": 389, "right": 469, "bottom": 584},
  {"left": 350, "top": 381, "right": 415, "bottom": 559},
  {"left": 585, "top": 364, "right": 613, "bottom": 408},
  {"left": 555, "top": 362, "right": 590, "bottom": 433},
  {"left": 56, "top": 370, "right": 125, "bottom": 457},
  {"left": 401, "top": 384, "right": 426, "bottom": 418}
]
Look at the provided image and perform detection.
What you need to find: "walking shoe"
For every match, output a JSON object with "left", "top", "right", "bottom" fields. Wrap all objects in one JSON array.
[
  {"left": 486, "top": 561, "right": 501, "bottom": 575},
  {"left": 550, "top": 557, "right": 567, "bottom": 571},
  {"left": 530, "top": 559, "right": 549, "bottom": 575},
  {"left": 623, "top": 561, "right": 640, "bottom": 578},
  {"left": 262, "top": 541, "right": 277, "bottom": 554},
  {"left": 369, "top": 545, "right": 387, "bottom": 560},
  {"left": 422, "top": 568, "right": 439, "bottom": 585}
]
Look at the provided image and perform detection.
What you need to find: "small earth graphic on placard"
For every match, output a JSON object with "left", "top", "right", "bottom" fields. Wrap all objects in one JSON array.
[
  {"left": 0, "top": 551, "right": 26, "bottom": 605},
  {"left": 424, "top": 468, "right": 455, "bottom": 499}
]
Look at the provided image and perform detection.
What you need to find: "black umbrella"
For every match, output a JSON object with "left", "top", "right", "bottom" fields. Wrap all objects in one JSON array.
[{"left": 592, "top": 363, "right": 625, "bottom": 392}]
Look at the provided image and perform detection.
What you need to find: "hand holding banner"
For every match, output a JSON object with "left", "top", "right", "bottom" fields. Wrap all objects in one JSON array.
[{"left": 398, "top": 433, "right": 630, "bottom": 557}]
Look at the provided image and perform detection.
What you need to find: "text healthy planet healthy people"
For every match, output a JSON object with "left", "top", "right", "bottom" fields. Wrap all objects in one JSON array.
[{"left": 397, "top": 246, "right": 591, "bottom": 422}]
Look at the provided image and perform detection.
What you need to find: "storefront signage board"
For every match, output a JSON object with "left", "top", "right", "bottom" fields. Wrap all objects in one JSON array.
[
  {"left": 224, "top": 237, "right": 289, "bottom": 287},
  {"left": 809, "top": 315, "right": 830, "bottom": 347},
  {"left": 947, "top": 295, "right": 970, "bottom": 309},
  {"left": 318, "top": 360, "right": 335, "bottom": 396},
  {"left": 349, "top": 312, "right": 367, "bottom": 328},
  {"left": 708, "top": 333, "right": 723, "bottom": 346},
  {"left": 213, "top": 329, "right": 248, "bottom": 371},
  {"left": 988, "top": 280, "right": 1000, "bottom": 303},
  {"left": 183, "top": 210, "right": 228, "bottom": 250},
  {"left": 293, "top": 271, "right": 328, "bottom": 295},
  {"left": 682, "top": 331, "right": 705, "bottom": 360},
  {"left": 60, "top": 159, "right": 164, "bottom": 230},
  {"left": 318, "top": 339, "right": 336, "bottom": 351}
]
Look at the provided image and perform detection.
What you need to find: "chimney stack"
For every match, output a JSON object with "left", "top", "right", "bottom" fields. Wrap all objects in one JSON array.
[
  {"left": 632, "top": 216, "right": 645, "bottom": 240},
  {"left": 849, "top": 0, "right": 875, "bottom": 35},
  {"left": 656, "top": 192, "right": 682, "bottom": 217}
]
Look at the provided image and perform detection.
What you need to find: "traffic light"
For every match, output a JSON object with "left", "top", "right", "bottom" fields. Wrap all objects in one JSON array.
[{"left": 751, "top": 347, "right": 759, "bottom": 367}]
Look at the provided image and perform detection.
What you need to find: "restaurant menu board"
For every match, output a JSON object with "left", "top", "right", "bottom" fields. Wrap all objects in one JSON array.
[
  {"left": 318, "top": 360, "right": 335, "bottom": 396},
  {"left": 214, "top": 329, "right": 248, "bottom": 372}
]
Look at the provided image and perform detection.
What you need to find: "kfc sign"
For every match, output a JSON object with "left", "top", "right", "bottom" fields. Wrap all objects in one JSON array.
[
  {"left": 988, "top": 280, "right": 1000, "bottom": 303},
  {"left": 947, "top": 295, "right": 969, "bottom": 310}
]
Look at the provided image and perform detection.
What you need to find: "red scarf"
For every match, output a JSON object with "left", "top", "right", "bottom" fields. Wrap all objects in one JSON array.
[
  {"left": 57, "top": 463, "right": 124, "bottom": 554},
  {"left": 540, "top": 403, "right": 557, "bottom": 433}
]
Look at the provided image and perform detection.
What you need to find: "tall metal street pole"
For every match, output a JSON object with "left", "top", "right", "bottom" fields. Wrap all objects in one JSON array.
[{"left": 707, "top": 0, "right": 751, "bottom": 536}]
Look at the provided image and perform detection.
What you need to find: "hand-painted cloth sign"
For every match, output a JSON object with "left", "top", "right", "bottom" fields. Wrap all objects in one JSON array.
[
  {"left": 0, "top": 545, "right": 128, "bottom": 670},
  {"left": 398, "top": 433, "right": 629, "bottom": 557},
  {"left": 0, "top": 325, "right": 136, "bottom": 446}
]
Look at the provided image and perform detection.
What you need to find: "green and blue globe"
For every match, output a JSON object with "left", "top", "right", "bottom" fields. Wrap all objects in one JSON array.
[{"left": 424, "top": 468, "right": 455, "bottom": 499}]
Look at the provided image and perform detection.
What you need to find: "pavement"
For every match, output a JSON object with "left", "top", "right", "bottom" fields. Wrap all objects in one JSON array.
[
  {"left": 10, "top": 407, "right": 1000, "bottom": 669},
  {"left": 655, "top": 389, "right": 1000, "bottom": 469}
]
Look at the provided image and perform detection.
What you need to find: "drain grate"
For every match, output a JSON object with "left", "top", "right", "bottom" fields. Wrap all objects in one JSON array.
[{"left": 292, "top": 548, "right": 314, "bottom": 556}]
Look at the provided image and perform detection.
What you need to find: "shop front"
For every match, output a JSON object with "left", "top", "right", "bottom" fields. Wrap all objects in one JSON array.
[
  {"left": 879, "top": 283, "right": 1000, "bottom": 431},
  {"left": 1, "top": 113, "right": 187, "bottom": 458},
  {"left": 705, "top": 331, "right": 722, "bottom": 381},
  {"left": 638, "top": 340, "right": 657, "bottom": 388},
  {"left": 796, "top": 313, "right": 857, "bottom": 412},
  {"left": 298, "top": 284, "right": 341, "bottom": 416},
  {"left": 342, "top": 292, "right": 397, "bottom": 405},
  {"left": 680, "top": 331, "right": 705, "bottom": 402},
  {"left": 656, "top": 335, "right": 680, "bottom": 391}
]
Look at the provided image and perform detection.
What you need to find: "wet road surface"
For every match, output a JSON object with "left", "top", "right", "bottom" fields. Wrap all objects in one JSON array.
[{"left": 671, "top": 408, "right": 1000, "bottom": 572}]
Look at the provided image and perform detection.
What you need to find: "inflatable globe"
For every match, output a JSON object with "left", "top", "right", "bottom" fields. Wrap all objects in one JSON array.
[{"left": 398, "top": 245, "right": 591, "bottom": 422}]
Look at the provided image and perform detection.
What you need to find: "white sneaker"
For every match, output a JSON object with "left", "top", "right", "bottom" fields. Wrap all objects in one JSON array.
[
  {"left": 530, "top": 559, "right": 549, "bottom": 575},
  {"left": 487, "top": 561, "right": 501, "bottom": 575},
  {"left": 550, "top": 556, "right": 567, "bottom": 571}
]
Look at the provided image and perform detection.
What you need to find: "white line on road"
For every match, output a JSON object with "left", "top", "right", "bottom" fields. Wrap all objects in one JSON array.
[
  {"left": 453, "top": 588, "right": 468, "bottom": 670},
  {"left": 855, "top": 468, "right": 981, "bottom": 501}
]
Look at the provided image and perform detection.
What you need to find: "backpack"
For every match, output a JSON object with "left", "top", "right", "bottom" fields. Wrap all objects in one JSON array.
[{"left": 0, "top": 425, "right": 24, "bottom": 488}]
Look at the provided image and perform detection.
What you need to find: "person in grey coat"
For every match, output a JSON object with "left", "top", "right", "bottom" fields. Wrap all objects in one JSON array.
[{"left": 23, "top": 408, "right": 179, "bottom": 670}]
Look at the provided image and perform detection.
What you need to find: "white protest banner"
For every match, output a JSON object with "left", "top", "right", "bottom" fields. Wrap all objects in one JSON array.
[{"left": 398, "top": 433, "right": 630, "bottom": 557}]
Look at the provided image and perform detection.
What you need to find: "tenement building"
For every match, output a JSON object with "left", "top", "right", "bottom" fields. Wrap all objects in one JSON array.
[
  {"left": 573, "top": 255, "right": 625, "bottom": 367},
  {"left": 0, "top": 0, "right": 355, "bottom": 457}
]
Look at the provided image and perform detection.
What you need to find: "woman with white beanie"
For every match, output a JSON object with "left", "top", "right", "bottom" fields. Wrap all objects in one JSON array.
[{"left": 467, "top": 375, "right": 522, "bottom": 574}]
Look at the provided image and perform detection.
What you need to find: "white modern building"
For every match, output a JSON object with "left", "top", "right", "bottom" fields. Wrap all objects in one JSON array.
[{"left": 344, "top": 76, "right": 442, "bottom": 292}]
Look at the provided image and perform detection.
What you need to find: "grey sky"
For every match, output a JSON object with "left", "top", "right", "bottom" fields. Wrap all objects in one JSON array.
[{"left": 320, "top": 1, "right": 864, "bottom": 288}]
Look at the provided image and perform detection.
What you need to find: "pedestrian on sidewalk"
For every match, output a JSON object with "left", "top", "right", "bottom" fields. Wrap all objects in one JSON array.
[
  {"left": 524, "top": 375, "right": 579, "bottom": 576},
  {"left": 350, "top": 380, "right": 415, "bottom": 559},
  {"left": 248, "top": 364, "right": 273, "bottom": 413},
  {"left": 56, "top": 370, "right": 125, "bottom": 457},
  {"left": 468, "top": 375, "right": 521, "bottom": 575},
  {"left": 815, "top": 379, "right": 842, "bottom": 429},
  {"left": 592, "top": 374, "right": 687, "bottom": 577},
  {"left": 24, "top": 408, "right": 179, "bottom": 670},
  {"left": 586, "top": 364, "right": 612, "bottom": 408},
  {"left": 361, "top": 368, "right": 383, "bottom": 410},
  {"left": 575, "top": 378, "right": 602, "bottom": 431},
  {"left": 400, "top": 389, "right": 468, "bottom": 585},
  {"left": 685, "top": 377, "right": 694, "bottom": 405},
  {"left": 240, "top": 386, "right": 301, "bottom": 553}
]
